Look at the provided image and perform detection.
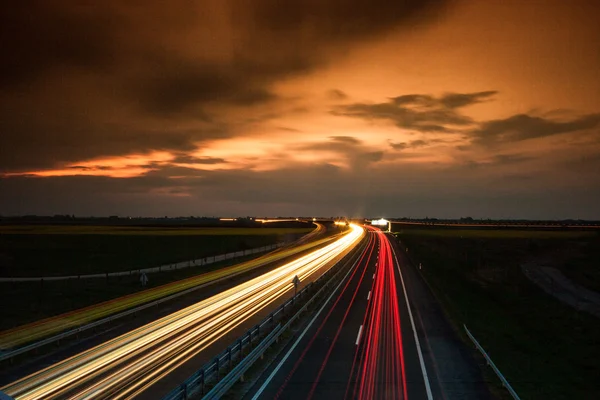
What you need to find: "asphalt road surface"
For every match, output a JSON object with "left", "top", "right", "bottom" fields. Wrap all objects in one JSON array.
[{"left": 244, "top": 228, "right": 491, "bottom": 400}]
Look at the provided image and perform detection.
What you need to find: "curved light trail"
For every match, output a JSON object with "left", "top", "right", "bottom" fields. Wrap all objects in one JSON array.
[{"left": 2, "top": 224, "right": 364, "bottom": 400}]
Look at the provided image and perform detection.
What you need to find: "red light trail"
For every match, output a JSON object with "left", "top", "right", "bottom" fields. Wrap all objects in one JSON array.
[{"left": 352, "top": 228, "right": 408, "bottom": 400}]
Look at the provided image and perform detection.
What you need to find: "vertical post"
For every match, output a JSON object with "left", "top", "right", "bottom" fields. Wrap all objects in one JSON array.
[
  {"left": 227, "top": 346, "right": 232, "bottom": 370},
  {"left": 200, "top": 370, "right": 204, "bottom": 395},
  {"left": 214, "top": 356, "right": 220, "bottom": 380}
]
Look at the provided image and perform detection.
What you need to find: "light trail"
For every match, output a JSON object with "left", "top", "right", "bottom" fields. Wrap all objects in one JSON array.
[
  {"left": 2, "top": 224, "right": 365, "bottom": 400},
  {"left": 273, "top": 232, "right": 377, "bottom": 400},
  {"left": 353, "top": 229, "right": 407, "bottom": 400}
]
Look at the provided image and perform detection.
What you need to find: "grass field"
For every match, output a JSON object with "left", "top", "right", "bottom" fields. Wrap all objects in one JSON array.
[
  {"left": 394, "top": 226, "right": 600, "bottom": 399},
  {"left": 0, "top": 225, "right": 313, "bottom": 235},
  {"left": 0, "top": 226, "right": 313, "bottom": 277},
  {"left": 0, "top": 254, "right": 258, "bottom": 332}
]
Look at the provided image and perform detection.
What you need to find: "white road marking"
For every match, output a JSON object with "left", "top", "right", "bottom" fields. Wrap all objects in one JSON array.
[
  {"left": 367, "top": 291, "right": 371, "bottom": 301},
  {"left": 389, "top": 236, "right": 434, "bottom": 400},
  {"left": 355, "top": 325, "right": 363, "bottom": 345},
  {"left": 250, "top": 249, "right": 364, "bottom": 400}
]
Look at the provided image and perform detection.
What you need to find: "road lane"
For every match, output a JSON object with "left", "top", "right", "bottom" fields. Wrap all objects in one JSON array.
[{"left": 246, "top": 227, "right": 430, "bottom": 400}]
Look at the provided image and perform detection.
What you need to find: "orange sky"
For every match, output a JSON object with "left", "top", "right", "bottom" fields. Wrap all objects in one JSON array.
[{"left": 1, "top": 0, "right": 599, "bottom": 218}]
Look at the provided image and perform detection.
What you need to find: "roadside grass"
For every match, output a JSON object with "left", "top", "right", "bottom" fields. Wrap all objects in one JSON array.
[
  {"left": 0, "top": 225, "right": 313, "bottom": 236},
  {"left": 392, "top": 227, "right": 595, "bottom": 240},
  {"left": 0, "top": 231, "right": 309, "bottom": 276},
  {"left": 395, "top": 227, "right": 600, "bottom": 399},
  {"left": 0, "top": 253, "right": 262, "bottom": 331}
]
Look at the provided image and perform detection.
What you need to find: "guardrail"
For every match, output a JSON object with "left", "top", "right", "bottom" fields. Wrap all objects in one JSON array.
[
  {"left": 202, "top": 323, "right": 283, "bottom": 400},
  {"left": 0, "top": 243, "right": 284, "bottom": 282},
  {"left": 162, "top": 237, "right": 366, "bottom": 400},
  {"left": 463, "top": 325, "right": 520, "bottom": 400}
]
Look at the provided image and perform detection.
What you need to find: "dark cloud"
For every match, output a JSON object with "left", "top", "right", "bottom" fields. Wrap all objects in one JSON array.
[
  {"left": 459, "top": 153, "right": 535, "bottom": 169},
  {"left": 390, "top": 142, "right": 408, "bottom": 150},
  {"left": 471, "top": 113, "right": 600, "bottom": 146},
  {"left": 171, "top": 155, "right": 227, "bottom": 164},
  {"left": 359, "top": 151, "right": 384, "bottom": 163},
  {"left": 492, "top": 153, "right": 535, "bottom": 165},
  {"left": 277, "top": 127, "right": 302, "bottom": 133},
  {"left": 389, "top": 139, "right": 430, "bottom": 150},
  {"left": 333, "top": 91, "right": 496, "bottom": 132},
  {"left": 327, "top": 89, "right": 349, "bottom": 100},
  {"left": 0, "top": 3, "right": 119, "bottom": 89},
  {"left": 3, "top": 157, "right": 600, "bottom": 219},
  {"left": 439, "top": 91, "right": 498, "bottom": 108},
  {"left": 0, "top": 0, "right": 450, "bottom": 171},
  {"left": 329, "top": 136, "right": 362, "bottom": 144},
  {"left": 0, "top": 109, "right": 225, "bottom": 172},
  {"left": 295, "top": 137, "right": 383, "bottom": 168}
]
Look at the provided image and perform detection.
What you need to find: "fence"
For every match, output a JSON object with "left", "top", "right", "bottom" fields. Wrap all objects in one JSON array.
[
  {"left": 463, "top": 325, "right": 520, "bottom": 400},
  {"left": 162, "top": 237, "right": 366, "bottom": 400},
  {"left": 0, "top": 243, "right": 284, "bottom": 283}
]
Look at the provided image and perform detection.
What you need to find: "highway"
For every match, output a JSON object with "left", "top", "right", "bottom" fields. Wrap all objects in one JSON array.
[
  {"left": 244, "top": 227, "right": 491, "bottom": 400},
  {"left": 1, "top": 225, "right": 364, "bottom": 400}
]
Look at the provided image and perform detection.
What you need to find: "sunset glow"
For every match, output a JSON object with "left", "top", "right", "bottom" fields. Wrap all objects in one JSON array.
[{"left": 1, "top": 0, "right": 598, "bottom": 218}]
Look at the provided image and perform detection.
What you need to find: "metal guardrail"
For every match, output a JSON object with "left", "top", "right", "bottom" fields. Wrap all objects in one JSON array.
[
  {"left": 0, "top": 244, "right": 284, "bottom": 282},
  {"left": 464, "top": 325, "right": 521, "bottom": 400},
  {"left": 162, "top": 237, "right": 366, "bottom": 400},
  {"left": 202, "top": 323, "right": 283, "bottom": 400},
  {"left": 161, "top": 283, "right": 315, "bottom": 400}
]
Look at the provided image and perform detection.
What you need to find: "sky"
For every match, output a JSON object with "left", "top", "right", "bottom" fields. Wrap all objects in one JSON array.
[{"left": 1, "top": 0, "right": 599, "bottom": 219}]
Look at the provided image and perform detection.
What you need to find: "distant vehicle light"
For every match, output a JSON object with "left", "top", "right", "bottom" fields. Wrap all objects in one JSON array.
[{"left": 371, "top": 218, "right": 389, "bottom": 226}]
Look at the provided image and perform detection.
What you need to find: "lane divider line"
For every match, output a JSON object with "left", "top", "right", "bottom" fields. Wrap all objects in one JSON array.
[
  {"left": 355, "top": 325, "right": 363, "bottom": 346},
  {"left": 367, "top": 291, "right": 371, "bottom": 301}
]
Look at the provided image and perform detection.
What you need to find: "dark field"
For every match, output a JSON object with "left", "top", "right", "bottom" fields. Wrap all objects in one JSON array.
[
  {"left": 0, "top": 225, "right": 312, "bottom": 329},
  {"left": 0, "top": 226, "right": 312, "bottom": 276},
  {"left": 392, "top": 225, "right": 600, "bottom": 399},
  {"left": 0, "top": 253, "right": 265, "bottom": 331}
]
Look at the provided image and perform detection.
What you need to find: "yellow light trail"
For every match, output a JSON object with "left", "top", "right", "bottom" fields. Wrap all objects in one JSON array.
[{"left": 2, "top": 224, "right": 364, "bottom": 400}]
